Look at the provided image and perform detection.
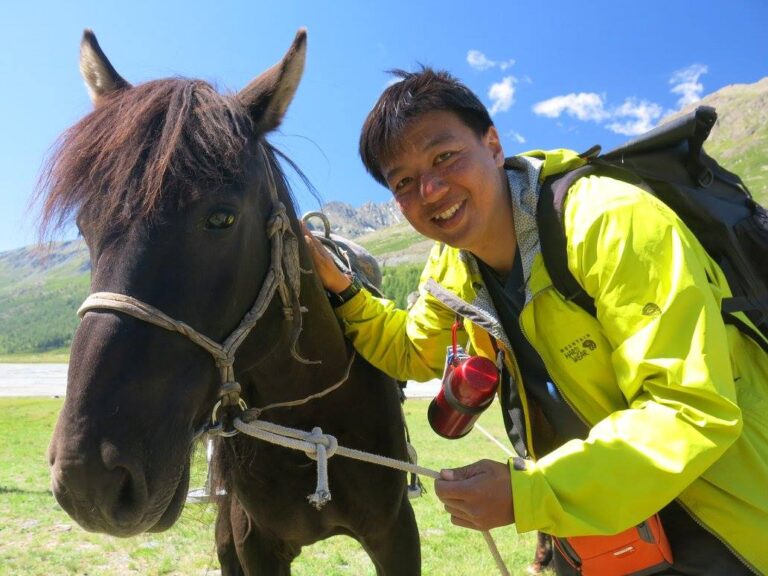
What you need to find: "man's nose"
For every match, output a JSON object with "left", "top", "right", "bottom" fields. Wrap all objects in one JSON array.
[{"left": 420, "top": 171, "right": 448, "bottom": 201}]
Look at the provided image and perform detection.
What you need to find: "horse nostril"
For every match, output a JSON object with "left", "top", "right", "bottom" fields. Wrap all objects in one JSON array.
[
  {"left": 98, "top": 444, "right": 149, "bottom": 527},
  {"left": 117, "top": 469, "right": 133, "bottom": 506},
  {"left": 50, "top": 442, "right": 150, "bottom": 533}
]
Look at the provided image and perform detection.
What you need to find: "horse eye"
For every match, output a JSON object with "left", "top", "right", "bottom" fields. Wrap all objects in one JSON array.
[{"left": 205, "top": 211, "right": 236, "bottom": 230}]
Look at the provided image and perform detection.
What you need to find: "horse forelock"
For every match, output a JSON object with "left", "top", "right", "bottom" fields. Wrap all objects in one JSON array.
[{"left": 37, "top": 77, "right": 258, "bottom": 240}]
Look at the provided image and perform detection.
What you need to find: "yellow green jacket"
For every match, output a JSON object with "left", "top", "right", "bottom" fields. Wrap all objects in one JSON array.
[{"left": 335, "top": 150, "right": 768, "bottom": 573}]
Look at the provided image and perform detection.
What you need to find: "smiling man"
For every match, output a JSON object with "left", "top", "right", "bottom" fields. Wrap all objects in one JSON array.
[{"left": 305, "top": 68, "right": 768, "bottom": 574}]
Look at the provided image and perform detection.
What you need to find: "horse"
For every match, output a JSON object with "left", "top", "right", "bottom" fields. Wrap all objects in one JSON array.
[{"left": 44, "top": 29, "right": 421, "bottom": 575}]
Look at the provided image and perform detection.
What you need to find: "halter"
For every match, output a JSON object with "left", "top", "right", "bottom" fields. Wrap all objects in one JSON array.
[{"left": 77, "top": 144, "right": 315, "bottom": 435}]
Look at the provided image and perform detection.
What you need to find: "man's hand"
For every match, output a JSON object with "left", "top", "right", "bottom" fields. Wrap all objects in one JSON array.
[
  {"left": 434, "top": 459, "right": 515, "bottom": 531},
  {"left": 301, "top": 222, "right": 353, "bottom": 294}
]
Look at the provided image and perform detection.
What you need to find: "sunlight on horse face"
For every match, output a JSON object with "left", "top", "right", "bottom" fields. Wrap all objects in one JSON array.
[{"left": 47, "top": 29, "right": 307, "bottom": 537}]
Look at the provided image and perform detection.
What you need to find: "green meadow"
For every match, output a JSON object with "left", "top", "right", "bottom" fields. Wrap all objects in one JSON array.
[{"left": 0, "top": 396, "right": 545, "bottom": 575}]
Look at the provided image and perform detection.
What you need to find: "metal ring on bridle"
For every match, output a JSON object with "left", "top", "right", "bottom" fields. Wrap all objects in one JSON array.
[{"left": 210, "top": 397, "right": 249, "bottom": 436}]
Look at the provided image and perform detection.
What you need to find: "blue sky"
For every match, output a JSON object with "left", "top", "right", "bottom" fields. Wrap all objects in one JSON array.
[{"left": 1, "top": 0, "right": 766, "bottom": 252}]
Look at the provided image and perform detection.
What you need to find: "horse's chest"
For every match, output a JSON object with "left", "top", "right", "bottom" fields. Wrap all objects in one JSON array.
[{"left": 231, "top": 446, "right": 344, "bottom": 531}]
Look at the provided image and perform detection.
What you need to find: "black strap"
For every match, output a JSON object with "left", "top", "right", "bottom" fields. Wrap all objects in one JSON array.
[
  {"left": 537, "top": 165, "right": 598, "bottom": 317},
  {"left": 538, "top": 164, "right": 768, "bottom": 355},
  {"left": 722, "top": 313, "right": 768, "bottom": 355}
]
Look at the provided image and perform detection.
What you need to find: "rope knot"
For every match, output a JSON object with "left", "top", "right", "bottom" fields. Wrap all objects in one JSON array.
[
  {"left": 217, "top": 380, "right": 242, "bottom": 407},
  {"left": 304, "top": 427, "right": 338, "bottom": 460},
  {"left": 304, "top": 426, "right": 337, "bottom": 510},
  {"left": 267, "top": 203, "right": 290, "bottom": 238}
]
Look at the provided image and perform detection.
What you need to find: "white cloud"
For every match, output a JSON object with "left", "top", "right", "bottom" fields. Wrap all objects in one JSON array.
[
  {"left": 669, "top": 64, "right": 708, "bottom": 108},
  {"left": 605, "top": 98, "right": 664, "bottom": 135},
  {"left": 532, "top": 93, "right": 610, "bottom": 122},
  {"left": 533, "top": 93, "right": 663, "bottom": 136},
  {"left": 467, "top": 50, "right": 516, "bottom": 72},
  {"left": 467, "top": 50, "right": 495, "bottom": 71},
  {"left": 508, "top": 130, "right": 526, "bottom": 144},
  {"left": 488, "top": 77, "right": 517, "bottom": 116}
]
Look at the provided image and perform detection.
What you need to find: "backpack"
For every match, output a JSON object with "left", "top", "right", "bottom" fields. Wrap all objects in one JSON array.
[{"left": 536, "top": 105, "right": 768, "bottom": 351}]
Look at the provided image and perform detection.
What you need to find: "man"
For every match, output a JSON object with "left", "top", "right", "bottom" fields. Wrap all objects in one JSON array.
[{"left": 304, "top": 68, "right": 767, "bottom": 574}]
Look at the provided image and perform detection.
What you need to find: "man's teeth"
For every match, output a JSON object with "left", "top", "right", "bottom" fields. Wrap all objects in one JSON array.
[{"left": 434, "top": 203, "right": 461, "bottom": 221}]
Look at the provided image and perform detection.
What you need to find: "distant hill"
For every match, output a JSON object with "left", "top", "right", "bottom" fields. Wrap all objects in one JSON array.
[
  {"left": 1, "top": 77, "right": 765, "bottom": 356},
  {"left": 0, "top": 240, "right": 89, "bottom": 355},
  {"left": 317, "top": 199, "right": 404, "bottom": 237},
  {"left": 666, "top": 76, "right": 768, "bottom": 204}
]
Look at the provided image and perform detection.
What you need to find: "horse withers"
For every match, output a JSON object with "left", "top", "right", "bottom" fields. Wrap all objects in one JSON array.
[{"left": 44, "top": 29, "right": 420, "bottom": 575}]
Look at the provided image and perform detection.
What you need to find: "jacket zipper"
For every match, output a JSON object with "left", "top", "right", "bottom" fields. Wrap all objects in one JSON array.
[
  {"left": 675, "top": 499, "right": 758, "bottom": 574},
  {"left": 518, "top": 286, "right": 592, "bottom": 431},
  {"left": 497, "top": 339, "right": 537, "bottom": 461}
]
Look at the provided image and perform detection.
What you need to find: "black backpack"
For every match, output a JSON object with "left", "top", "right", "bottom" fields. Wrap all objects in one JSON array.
[{"left": 536, "top": 105, "right": 768, "bottom": 351}]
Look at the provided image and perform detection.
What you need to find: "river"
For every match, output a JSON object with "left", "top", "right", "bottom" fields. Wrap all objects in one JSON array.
[
  {"left": 0, "top": 363, "right": 69, "bottom": 397},
  {"left": 0, "top": 363, "right": 439, "bottom": 398}
]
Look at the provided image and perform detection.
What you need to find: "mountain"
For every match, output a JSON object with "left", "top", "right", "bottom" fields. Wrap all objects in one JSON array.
[
  {"left": 0, "top": 240, "right": 90, "bottom": 355},
  {"left": 309, "top": 199, "right": 404, "bottom": 238},
  {"left": 665, "top": 77, "right": 768, "bottom": 204},
  {"left": 1, "top": 77, "right": 766, "bottom": 356}
]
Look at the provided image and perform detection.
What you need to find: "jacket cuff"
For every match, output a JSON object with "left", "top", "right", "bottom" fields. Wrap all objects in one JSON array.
[
  {"left": 509, "top": 457, "right": 547, "bottom": 534},
  {"left": 332, "top": 286, "right": 369, "bottom": 318}
]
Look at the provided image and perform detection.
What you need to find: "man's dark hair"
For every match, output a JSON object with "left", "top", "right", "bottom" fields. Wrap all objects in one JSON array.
[{"left": 359, "top": 67, "right": 493, "bottom": 187}]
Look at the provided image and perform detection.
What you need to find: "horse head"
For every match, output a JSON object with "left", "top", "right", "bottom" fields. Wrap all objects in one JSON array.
[{"left": 47, "top": 29, "right": 311, "bottom": 537}]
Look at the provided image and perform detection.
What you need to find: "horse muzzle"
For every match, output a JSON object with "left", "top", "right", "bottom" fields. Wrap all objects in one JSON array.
[{"left": 49, "top": 438, "right": 188, "bottom": 537}]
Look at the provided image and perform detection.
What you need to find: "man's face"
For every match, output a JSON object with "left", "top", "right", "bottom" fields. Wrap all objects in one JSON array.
[{"left": 381, "top": 110, "right": 507, "bottom": 255}]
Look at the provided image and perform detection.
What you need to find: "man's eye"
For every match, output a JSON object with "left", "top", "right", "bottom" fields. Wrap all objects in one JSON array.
[
  {"left": 205, "top": 211, "right": 237, "bottom": 230},
  {"left": 395, "top": 177, "right": 413, "bottom": 192},
  {"left": 435, "top": 151, "right": 453, "bottom": 164}
]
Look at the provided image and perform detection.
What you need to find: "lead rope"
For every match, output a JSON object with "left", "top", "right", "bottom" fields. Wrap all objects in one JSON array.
[{"left": 233, "top": 415, "right": 511, "bottom": 576}]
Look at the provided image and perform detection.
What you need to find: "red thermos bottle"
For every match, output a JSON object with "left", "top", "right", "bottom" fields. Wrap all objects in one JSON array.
[{"left": 428, "top": 322, "right": 500, "bottom": 439}]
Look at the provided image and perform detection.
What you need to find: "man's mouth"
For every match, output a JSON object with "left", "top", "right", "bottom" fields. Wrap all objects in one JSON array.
[{"left": 432, "top": 201, "right": 464, "bottom": 222}]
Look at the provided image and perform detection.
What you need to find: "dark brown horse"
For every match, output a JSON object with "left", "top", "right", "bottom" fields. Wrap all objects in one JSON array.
[{"left": 45, "top": 29, "right": 420, "bottom": 575}]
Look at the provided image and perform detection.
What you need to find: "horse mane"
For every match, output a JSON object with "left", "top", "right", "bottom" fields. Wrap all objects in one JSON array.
[{"left": 37, "top": 78, "right": 257, "bottom": 239}]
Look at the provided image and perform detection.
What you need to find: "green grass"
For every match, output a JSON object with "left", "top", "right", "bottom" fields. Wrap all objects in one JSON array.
[
  {"left": 0, "top": 397, "right": 544, "bottom": 575},
  {"left": 357, "top": 222, "right": 427, "bottom": 257},
  {"left": 0, "top": 349, "right": 70, "bottom": 363}
]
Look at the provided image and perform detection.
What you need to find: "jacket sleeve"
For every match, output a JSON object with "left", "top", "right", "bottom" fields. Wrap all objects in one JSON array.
[
  {"left": 333, "top": 248, "right": 455, "bottom": 382},
  {"left": 511, "top": 175, "right": 744, "bottom": 536}
]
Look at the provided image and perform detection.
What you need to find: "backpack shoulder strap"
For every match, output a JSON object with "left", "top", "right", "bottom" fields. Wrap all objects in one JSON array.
[{"left": 536, "top": 165, "right": 598, "bottom": 317}]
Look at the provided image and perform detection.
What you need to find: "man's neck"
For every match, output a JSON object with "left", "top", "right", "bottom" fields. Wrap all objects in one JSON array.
[{"left": 470, "top": 168, "right": 517, "bottom": 276}]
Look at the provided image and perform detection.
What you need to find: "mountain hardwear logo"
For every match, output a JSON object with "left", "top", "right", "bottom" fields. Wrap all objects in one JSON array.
[{"left": 561, "top": 334, "right": 598, "bottom": 362}]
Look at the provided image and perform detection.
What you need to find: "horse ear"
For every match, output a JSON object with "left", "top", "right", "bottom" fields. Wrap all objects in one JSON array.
[
  {"left": 238, "top": 28, "right": 307, "bottom": 134},
  {"left": 79, "top": 29, "right": 132, "bottom": 105}
]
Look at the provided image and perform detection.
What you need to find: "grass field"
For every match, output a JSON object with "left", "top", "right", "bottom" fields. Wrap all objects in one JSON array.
[
  {"left": 0, "top": 350, "right": 70, "bottom": 363},
  {"left": 0, "top": 397, "right": 543, "bottom": 575}
]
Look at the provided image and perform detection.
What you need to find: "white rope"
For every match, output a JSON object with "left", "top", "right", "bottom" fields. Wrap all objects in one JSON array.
[
  {"left": 233, "top": 417, "right": 511, "bottom": 576},
  {"left": 475, "top": 423, "right": 516, "bottom": 457}
]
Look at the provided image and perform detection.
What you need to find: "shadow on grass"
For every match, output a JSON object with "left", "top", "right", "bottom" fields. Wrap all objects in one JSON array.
[{"left": 0, "top": 485, "right": 53, "bottom": 496}]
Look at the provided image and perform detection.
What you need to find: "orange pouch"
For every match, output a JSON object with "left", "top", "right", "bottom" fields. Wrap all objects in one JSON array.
[{"left": 553, "top": 514, "right": 674, "bottom": 576}]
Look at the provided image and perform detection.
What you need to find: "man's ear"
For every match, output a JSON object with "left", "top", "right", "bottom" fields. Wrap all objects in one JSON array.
[{"left": 484, "top": 126, "right": 505, "bottom": 166}]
